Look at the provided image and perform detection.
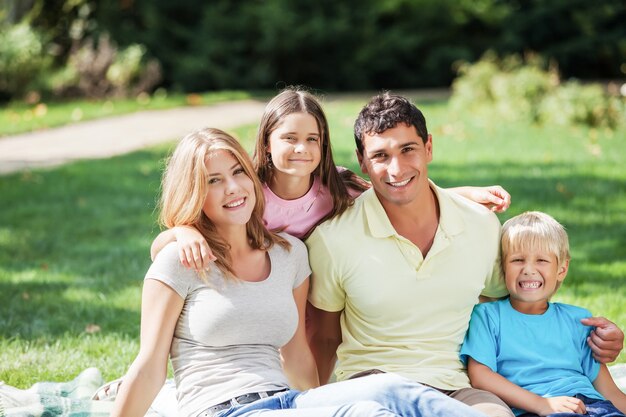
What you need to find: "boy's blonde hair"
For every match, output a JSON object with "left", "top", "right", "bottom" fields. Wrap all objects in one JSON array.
[
  {"left": 501, "top": 211, "right": 571, "bottom": 267},
  {"left": 159, "top": 127, "right": 289, "bottom": 279}
]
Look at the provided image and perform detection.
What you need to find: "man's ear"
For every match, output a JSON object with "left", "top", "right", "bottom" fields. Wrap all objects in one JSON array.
[
  {"left": 356, "top": 149, "right": 368, "bottom": 175},
  {"left": 557, "top": 258, "right": 570, "bottom": 283},
  {"left": 425, "top": 134, "right": 433, "bottom": 163}
]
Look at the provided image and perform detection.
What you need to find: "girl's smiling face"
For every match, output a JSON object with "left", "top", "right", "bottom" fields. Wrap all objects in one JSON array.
[{"left": 267, "top": 112, "right": 322, "bottom": 180}]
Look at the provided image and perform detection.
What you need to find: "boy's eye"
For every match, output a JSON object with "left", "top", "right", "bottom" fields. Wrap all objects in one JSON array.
[{"left": 401, "top": 146, "right": 415, "bottom": 153}]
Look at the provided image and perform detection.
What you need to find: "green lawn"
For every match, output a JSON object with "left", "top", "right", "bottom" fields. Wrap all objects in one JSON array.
[
  {"left": 0, "top": 90, "right": 258, "bottom": 137},
  {"left": 1, "top": 96, "right": 625, "bottom": 387}
]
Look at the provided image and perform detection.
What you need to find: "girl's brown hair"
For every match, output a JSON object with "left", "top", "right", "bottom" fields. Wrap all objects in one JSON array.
[
  {"left": 159, "top": 127, "right": 289, "bottom": 279},
  {"left": 253, "top": 87, "right": 368, "bottom": 234}
]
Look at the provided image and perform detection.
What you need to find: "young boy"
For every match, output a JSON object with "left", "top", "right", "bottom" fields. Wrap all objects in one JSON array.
[{"left": 460, "top": 211, "right": 626, "bottom": 417}]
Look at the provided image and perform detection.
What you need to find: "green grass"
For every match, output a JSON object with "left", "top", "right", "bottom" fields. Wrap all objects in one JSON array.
[
  {"left": 0, "top": 90, "right": 261, "bottom": 137},
  {"left": 1, "top": 96, "right": 625, "bottom": 388}
]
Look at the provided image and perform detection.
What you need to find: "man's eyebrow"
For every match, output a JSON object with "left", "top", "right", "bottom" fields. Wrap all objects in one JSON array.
[{"left": 367, "top": 141, "right": 421, "bottom": 155}]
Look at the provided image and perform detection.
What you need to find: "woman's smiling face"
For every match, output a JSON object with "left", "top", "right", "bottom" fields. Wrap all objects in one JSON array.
[{"left": 202, "top": 149, "right": 256, "bottom": 230}]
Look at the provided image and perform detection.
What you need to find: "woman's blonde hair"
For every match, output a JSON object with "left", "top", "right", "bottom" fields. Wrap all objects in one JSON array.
[
  {"left": 159, "top": 127, "right": 289, "bottom": 279},
  {"left": 253, "top": 87, "right": 368, "bottom": 236}
]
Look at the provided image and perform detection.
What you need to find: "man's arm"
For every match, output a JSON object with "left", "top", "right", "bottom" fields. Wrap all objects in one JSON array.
[
  {"left": 306, "top": 303, "right": 342, "bottom": 385},
  {"left": 468, "top": 358, "right": 586, "bottom": 416},
  {"left": 581, "top": 317, "right": 624, "bottom": 363}
]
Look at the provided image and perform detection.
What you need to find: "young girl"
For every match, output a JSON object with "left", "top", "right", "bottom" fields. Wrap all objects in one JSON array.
[
  {"left": 151, "top": 87, "right": 511, "bottom": 270},
  {"left": 111, "top": 127, "right": 492, "bottom": 417}
]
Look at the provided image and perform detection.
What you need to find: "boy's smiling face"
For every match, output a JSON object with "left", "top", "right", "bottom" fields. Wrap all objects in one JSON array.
[{"left": 504, "top": 249, "right": 569, "bottom": 315}]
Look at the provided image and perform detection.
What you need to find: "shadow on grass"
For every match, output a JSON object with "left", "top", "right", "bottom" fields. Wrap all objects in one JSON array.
[
  {"left": 0, "top": 148, "right": 169, "bottom": 340},
  {"left": 0, "top": 280, "right": 140, "bottom": 339}
]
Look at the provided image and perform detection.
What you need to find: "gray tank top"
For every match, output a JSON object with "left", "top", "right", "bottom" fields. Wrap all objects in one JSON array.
[{"left": 145, "top": 233, "right": 311, "bottom": 417}]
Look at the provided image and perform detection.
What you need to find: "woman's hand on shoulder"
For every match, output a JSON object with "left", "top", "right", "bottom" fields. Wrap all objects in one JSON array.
[{"left": 174, "top": 226, "right": 216, "bottom": 270}]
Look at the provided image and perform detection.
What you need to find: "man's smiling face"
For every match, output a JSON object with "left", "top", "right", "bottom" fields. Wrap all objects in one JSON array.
[{"left": 358, "top": 123, "right": 432, "bottom": 208}]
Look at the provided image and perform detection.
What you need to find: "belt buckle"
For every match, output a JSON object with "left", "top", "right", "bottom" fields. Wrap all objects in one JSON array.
[
  {"left": 198, "top": 389, "right": 287, "bottom": 417},
  {"left": 199, "top": 402, "right": 232, "bottom": 417},
  {"left": 233, "top": 392, "right": 261, "bottom": 405}
]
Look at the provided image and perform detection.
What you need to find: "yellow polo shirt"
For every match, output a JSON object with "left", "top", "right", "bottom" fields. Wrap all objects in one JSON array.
[{"left": 306, "top": 181, "right": 507, "bottom": 390}]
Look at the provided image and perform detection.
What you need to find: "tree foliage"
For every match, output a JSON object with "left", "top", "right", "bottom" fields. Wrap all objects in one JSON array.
[{"left": 4, "top": 0, "right": 626, "bottom": 93}]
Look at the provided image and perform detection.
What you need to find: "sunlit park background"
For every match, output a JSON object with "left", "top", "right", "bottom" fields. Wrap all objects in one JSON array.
[{"left": 1, "top": 0, "right": 625, "bottom": 387}]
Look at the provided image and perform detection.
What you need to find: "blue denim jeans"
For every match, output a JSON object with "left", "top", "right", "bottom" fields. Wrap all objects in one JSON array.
[
  {"left": 214, "top": 373, "right": 489, "bottom": 417},
  {"left": 517, "top": 394, "right": 625, "bottom": 417}
]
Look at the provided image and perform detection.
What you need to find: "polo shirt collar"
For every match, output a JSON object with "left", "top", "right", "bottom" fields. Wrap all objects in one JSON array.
[{"left": 363, "top": 180, "right": 466, "bottom": 239}]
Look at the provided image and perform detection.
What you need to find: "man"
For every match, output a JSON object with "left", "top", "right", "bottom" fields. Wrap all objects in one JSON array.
[{"left": 306, "top": 93, "right": 624, "bottom": 417}]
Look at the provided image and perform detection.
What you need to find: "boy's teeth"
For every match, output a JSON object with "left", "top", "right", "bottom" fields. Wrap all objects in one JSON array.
[
  {"left": 225, "top": 198, "right": 244, "bottom": 208},
  {"left": 520, "top": 281, "right": 541, "bottom": 289}
]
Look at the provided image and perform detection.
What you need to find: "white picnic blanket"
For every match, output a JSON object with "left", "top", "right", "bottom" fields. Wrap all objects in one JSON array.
[
  {"left": 611, "top": 363, "right": 626, "bottom": 392},
  {"left": 0, "top": 368, "right": 175, "bottom": 417}
]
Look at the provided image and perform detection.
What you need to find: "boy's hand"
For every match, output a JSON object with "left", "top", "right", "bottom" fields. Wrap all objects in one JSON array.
[
  {"left": 537, "top": 396, "right": 586, "bottom": 415},
  {"left": 174, "top": 226, "right": 216, "bottom": 270},
  {"left": 581, "top": 317, "right": 625, "bottom": 363}
]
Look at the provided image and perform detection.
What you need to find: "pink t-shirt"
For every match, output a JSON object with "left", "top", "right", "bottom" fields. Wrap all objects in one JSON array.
[{"left": 262, "top": 175, "right": 333, "bottom": 239}]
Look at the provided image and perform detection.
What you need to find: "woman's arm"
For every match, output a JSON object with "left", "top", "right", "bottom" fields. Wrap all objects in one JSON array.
[
  {"left": 151, "top": 226, "right": 215, "bottom": 269},
  {"left": 110, "top": 280, "right": 184, "bottom": 417},
  {"left": 280, "top": 278, "right": 320, "bottom": 390},
  {"left": 449, "top": 185, "right": 511, "bottom": 213},
  {"left": 592, "top": 364, "right": 626, "bottom": 413},
  {"left": 467, "top": 358, "right": 586, "bottom": 416}
]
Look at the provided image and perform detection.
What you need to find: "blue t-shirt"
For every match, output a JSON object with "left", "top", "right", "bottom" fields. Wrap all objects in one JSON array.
[{"left": 460, "top": 298, "right": 602, "bottom": 416}]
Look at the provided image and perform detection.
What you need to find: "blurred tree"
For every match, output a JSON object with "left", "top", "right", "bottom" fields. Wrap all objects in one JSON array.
[
  {"left": 93, "top": 0, "right": 513, "bottom": 90},
  {"left": 14, "top": 0, "right": 625, "bottom": 92},
  {"left": 1, "top": 0, "right": 35, "bottom": 23},
  {"left": 497, "top": 0, "right": 626, "bottom": 80}
]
